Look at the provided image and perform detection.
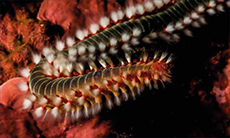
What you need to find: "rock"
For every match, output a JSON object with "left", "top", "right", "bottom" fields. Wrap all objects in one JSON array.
[
  {"left": 0, "top": 103, "right": 40, "bottom": 138},
  {"left": 0, "top": 77, "right": 28, "bottom": 110},
  {"left": 37, "top": 0, "right": 81, "bottom": 31}
]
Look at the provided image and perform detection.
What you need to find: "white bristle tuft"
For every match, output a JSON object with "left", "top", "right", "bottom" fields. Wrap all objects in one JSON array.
[
  {"left": 34, "top": 107, "right": 44, "bottom": 117},
  {"left": 18, "top": 82, "right": 28, "bottom": 91},
  {"left": 111, "top": 11, "right": 118, "bottom": 22},
  {"left": 136, "top": 4, "right": 145, "bottom": 15},
  {"left": 122, "top": 43, "right": 132, "bottom": 52},
  {"left": 153, "top": 51, "right": 159, "bottom": 59},
  {"left": 23, "top": 99, "right": 32, "bottom": 109},
  {"left": 106, "top": 99, "right": 113, "bottom": 109},
  {"left": 175, "top": 22, "right": 184, "bottom": 30},
  {"left": 227, "top": 1, "right": 230, "bottom": 8},
  {"left": 66, "top": 63, "right": 73, "bottom": 73},
  {"left": 103, "top": 80, "right": 108, "bottom": 85},
  {"left": 63, "top": 70, "right": 70, "bottom": 76},
  {"left": 39, "top": 97, "right": 48, "bottom": 105},
  {"left": 148, "top": 32, "right": 158, "bottom": 39},
  {"left": 95, "top": 103, "right": 102, "bottom": 114},
  {"left": 207, "top": 8, "right": 216, "bottom": 15},
  {"left": 56, "top": 40, "right": 65, "bottom": 51},
  {"left": 42, "top": 110, "right": 49, "bottom": 120},
  {"left": 191, "top": 21, "right": 201, "bottom": 28},
  {"left": 98, "top": 58, "right": 107, "bottom": 68},
  {"left": 153, "top": 0, "right": 164, "bottom": 9},
  {"left": 59, "top": 66, "right": 64, "bottom": 73},
  {"left": 208, "top": 1, "right": 216, "bottom": 8},
  {"left": 53, "top": 69, "right": 59, "bottom": 77},
  {"left": 89, "top": 54, "right": 96, "bottom": 60},
  {"left": 69, "top": 90, "right": 76, "bottom": 98},
  {"left": 165, "top": 23, "right": 174, "bottom": 33},
  {"left": 198, "top": 17, "right": 207, "bottom": 25},
  {"left": 53, "top": 97, "right": 62, "bottom": 106},
  {"left": 66, "top": 37, "right": 75, "bottom": 47},
  {"left": 133, "top": 28, "right": 141, "bottom": 37},
  {"left": 32, "top": 54, "right": 41, "bottom": 64},
  {"left": 42, "top": 47, "right": 51, "bottom": 57},
  {"left": 71, "top": 111, "right": 75, "bottom": 121},
  {"left": 47, "top": 54, "right": 54, "bottom": 63},
  {"left": 184, "top": 29, "right": 193, "bottom": 37},
  {"left": 144, "top": 1, "right": 155, "bottom": 12},
  {"left": 163, "top": 0, "right": 171, "bottom": 4},
  {"left": 76, "top": 109, "right": 82, "bottom": 119},
  {"left": 114, "top": 96, "right": 121, "bottom": 106},
  {"left": 121, "top": 33, "right": 130, "bottom": 42},
  {"left": 142, "top": 36, "right": 152, "bottom": 44},
  {"left": 110, "top": 38, "right": 117, "bottom": 46},
  {"left": 143, "top": 51, "right": 148, "bottom": 62},
  {"left": 122, "top": 72, "right": 127, "bottom": 78},
  {"left": 83, "top": 29, "right": 88, "bottom": 37},
  {"left": 166, "top": 54, "right": 173, "bottom": 64},
  {"left": 77, "top": 97, "right": 85, "bottom": 105},
  {"left": 43, "top": 65, "right": 52, "bottom": 76},
  {"left": 68, "top": 47, "right": 77, "bottom": 56},
  {"left": 64, "top": 102, "right": 71, "bottom": 112},
  {"left": 78, "top": 45, "right": 86, "bottom": 55},
  {"left": 88, "top": 45, "right": 96, "bottom": 53},
  {"left": 84, "top": 107, "right": 90, "bottom": 117},
  {"left": 100, "top": 53, "right": 107, "bottom": 59},
  {"left": 159, "top": 33, "right": 171, "bottom": 43},
  {"left": 117, "top": 10, "right": 124, "bottom": 20},
  {"left": 51, "top": 107, "right": 59, "bottom": 118},
  {"left": 68, "top": 47, "right": 77, "bottom": 62},
  {"left": 20, "top": 67, "right": 30, "bottom": 78},
  {"left": 191, "top": 12, "right": 199, "bottom": 20},
  {"left": 125, "top": 53, "right": 131, "bottom": 63},
  {"left": 113, "top": 83, "right": 119, "bottom": 92},
  {"left": 130, "top": 89, "right": 136, "bottom": 100},
  {"left": 92, "top": 89, "right": 100, "bottom": 96},
  {"left": 109, "top": 47, "right": 118, "bottom": 55},
  {"left": 90, "top": 23, "right": 99, "bottom": 34},
  {"left": 78, "top": 63, "right": 84, "bottom": 73},
  {"left": 216, "top": 4, "right": 224, "bottom": 12},
  {"left": 197, "top": 5, "right": 205, "bottom": 13},
  {"left": 172, "top": 34, "right": 180, "bottom": 43},
  {"left": 28, "top": 94, "right": 36, "bottom": 101},
  {"left": 183, "top": 16, "right": 192, "bottom": 25},
  {"left": 99, "top": 17, "right": 110, "bottom": 28},
  {"left": 91, "top": 105, "right": 96, "bottom": 115},
  {"left": 76, "top": 30, "right": 84, "bottom": 40},
  {"left": 99, "top": 42, "right": 106, "bottom": 52},
  {"left": 125, "top": 6, "right": 136, "bottom": 18},
  {"left": 122, "top": 92, "right": 128, "bottom": 101},
  {"left": 154, "top": 74, "right": 159, "bottom": 81},
  {"left": 131, "top": 38, "right": 140, "bottom": 46},
  {"left": 159, "top": 52, "right": 167, "bottom": 61}
]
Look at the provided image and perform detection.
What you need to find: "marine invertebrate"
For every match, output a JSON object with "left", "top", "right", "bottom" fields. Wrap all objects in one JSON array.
[{"left": 18, "top": 0, "right": 229, "bottom": 122}]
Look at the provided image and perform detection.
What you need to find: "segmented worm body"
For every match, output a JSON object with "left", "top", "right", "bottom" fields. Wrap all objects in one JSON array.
[
  {"left": 28, "top": 51, "right": 172, "bottom": 119},
  {"left": 19, "top": 0, "right": 229, "bottom": 120}
]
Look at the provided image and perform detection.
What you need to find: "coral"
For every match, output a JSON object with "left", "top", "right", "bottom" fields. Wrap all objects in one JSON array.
[{"left": 0, "top": 3, "right": 50, "bottom": 84}]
